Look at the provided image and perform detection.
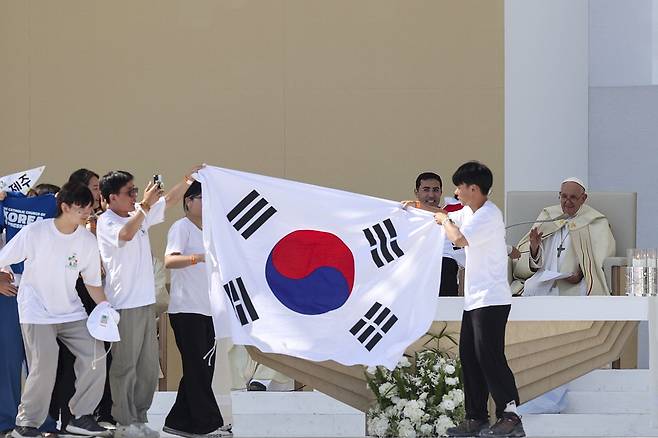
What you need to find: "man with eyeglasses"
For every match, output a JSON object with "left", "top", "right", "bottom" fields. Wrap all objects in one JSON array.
[
  {"left": 97, "top": 167, "right": 202, "bottom": 438},
  {"left": 511, "top": 177, "right": 615, "bottom": 297}
]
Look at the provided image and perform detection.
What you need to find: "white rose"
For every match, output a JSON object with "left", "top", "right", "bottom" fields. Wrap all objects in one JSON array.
[
  {"left": 378, "top": 382, "right": 395, "bottom": 397},
  {"left": 367, "top": 415, "right": 390, "bottom": 438},
  {"left": 449, "top": 388, "right": 464, "bottom": 404},
  {"left": 397, "top": 419, "right": 417, "bottom": 438},
  {"left": 434, "top": 415, "right": 456, "bottom": 436},
  {"left": 444, "top": 364, "right": 456, "bottom": 375},
  {"left": 384, "top": 405, "right": 398, "bottom": 418},
  {"left": 398, "top": 356, "right": 412, "bottom": 368},
  {"left": 445, "top": 377, "right": 459, "bottom": 386},
  {"left": 402, "top": 400, "right": 425, "bottom": 423},
  {"left": 419, "top": 423, "right": 433, "bottom": 436},
  {"left": 440, "top": 398, "right": 456, "bottom": 411}
]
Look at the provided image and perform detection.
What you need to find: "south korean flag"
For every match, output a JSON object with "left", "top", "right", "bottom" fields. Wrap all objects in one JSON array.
[{"left": 197, "top": 166, "right": 445, "bottom": 369}]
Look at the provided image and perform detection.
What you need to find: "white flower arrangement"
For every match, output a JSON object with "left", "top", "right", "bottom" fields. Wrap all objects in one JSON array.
[{"left": 365, "top": 332, "right": 465, "bottom": 437}]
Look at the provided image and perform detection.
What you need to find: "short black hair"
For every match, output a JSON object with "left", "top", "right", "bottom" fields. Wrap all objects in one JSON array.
[
  {"left": 100, "top": 170, "right": 133, "bottom": 203},
  {"left": 452, "top": 161, "right": 493, "bottom": 195},
  {"left": 56, "top": 182, "right": 94, "bottom": 216},
  {"left": 69, "top": 168, "right": 100, "bottom": 186},
  {"left": 415, "top": 172, "right": 442, "bottom": 191},
  {"left": 33, "top": 183, "right": 60, "bottom": 196},
  {"left": 183, "top": 181, "right": 201, "bottom": 212}
]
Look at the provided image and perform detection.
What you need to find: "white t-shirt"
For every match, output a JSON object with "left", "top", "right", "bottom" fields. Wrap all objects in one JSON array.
[
  {"left": 97, "top": 197, "right": 166, "bottom": 310},
  {"left": 0, "top": 219, "right": 102, "bottom": 324},
  {"left": 165, "top": 218, "right": 211, "bottom": 316},
  {"left": 443, "top": 239, "right": 465, "bottom": 267},
  {"left": 450, "top": 200, "right": 512, "bottom": 311}
]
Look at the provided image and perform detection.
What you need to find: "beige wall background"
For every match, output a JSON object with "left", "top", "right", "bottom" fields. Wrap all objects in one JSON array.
[{"left": 0, "top": 0, "right": 503, "bottom": 389}]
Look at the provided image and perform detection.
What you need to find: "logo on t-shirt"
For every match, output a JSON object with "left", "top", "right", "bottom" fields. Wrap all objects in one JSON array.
[{"left": 66, "top": 253, "right": 79, "bottom": 270}]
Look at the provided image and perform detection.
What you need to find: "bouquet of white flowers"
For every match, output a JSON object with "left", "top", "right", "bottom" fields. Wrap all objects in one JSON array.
[{"left": 365, "top": 332, "right": 465, "bottom": 437}]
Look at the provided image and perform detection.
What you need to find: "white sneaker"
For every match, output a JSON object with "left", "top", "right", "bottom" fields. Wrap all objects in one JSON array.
[
  {"left": 135, "top": 424, "right": 160, "bottom": 438},
  {"left": 115, "top": 424, "right": 144, "bottom": 438},
  {"left": 207, "top": 427, "right": 232, "bottom": 437}
]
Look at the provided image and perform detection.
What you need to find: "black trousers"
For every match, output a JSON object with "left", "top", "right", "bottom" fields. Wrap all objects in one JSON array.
[
  {"left": 459, "top": 305, "right": 520, "bottom": 421},
  {"left": 439, "top": 257, "right": 459, "bottom": 297},
  {"left": 165, "top": 313, "right": 223, "bottom": 434},
  {"left": 48, "top": 279, "right": 113, "bottom": 428}
]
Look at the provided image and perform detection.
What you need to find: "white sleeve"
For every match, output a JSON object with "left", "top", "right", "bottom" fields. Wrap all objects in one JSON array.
[
  {"left": 165, "top": 222, "right": 187, "bottom": 256},
  {"left": 529, "top": 243, "right": 544, "bottom": 269},
  {"left": 97, "top": 218, "right": 125, "bottom": 249},
  {"left": 0, "top": 227, "right": 29, "bottom": 268},
  {"left": 144, "top": 197, "right": 166, "bottom": 229},
  {"left": 460, "top": 208, "right": 500, "bottom": 248},
  {"left": 81, "top": 236, "right": 102, "bottom": 287},
  {"left": 448, "top": 208, "right": 465, "bottom": 226}
]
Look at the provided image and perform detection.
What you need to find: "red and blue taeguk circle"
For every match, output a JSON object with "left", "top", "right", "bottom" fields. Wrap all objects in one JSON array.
[{"left": 265, "top": 230, "right": 355, "bottom": 315}]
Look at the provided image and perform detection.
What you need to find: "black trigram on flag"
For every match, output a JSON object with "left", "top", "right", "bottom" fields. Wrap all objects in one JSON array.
[
  {"left": 349, "top": 302, "right": 398, "bottom": 351},
  {"left": 363, "top": 218, "right": 404, "bottom": 267},
  {"left": 227, "top": 190, "right": 277, "bottom": 239},
  {"left": 223, "top": 277, "right": 259, "bottom": 326}
]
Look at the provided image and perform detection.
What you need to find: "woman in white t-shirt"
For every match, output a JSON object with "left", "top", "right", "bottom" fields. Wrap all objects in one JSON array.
[{"left": 162, "top": 182, "right": 229, "bottom": 438}]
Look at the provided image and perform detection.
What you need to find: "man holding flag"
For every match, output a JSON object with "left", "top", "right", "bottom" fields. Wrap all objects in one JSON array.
[{"left": 434, "top": 161, "right": 524, "bottom": 438}]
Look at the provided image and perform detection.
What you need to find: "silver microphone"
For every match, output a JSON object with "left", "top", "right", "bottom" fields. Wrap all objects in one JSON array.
[{"left": 505, "top": 213, "right": 568, "bottom": 229}]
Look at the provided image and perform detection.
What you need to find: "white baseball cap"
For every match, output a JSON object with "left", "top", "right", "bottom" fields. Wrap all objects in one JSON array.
[{"left": 87, "top": 302, "right": 120, "bottom": 342}]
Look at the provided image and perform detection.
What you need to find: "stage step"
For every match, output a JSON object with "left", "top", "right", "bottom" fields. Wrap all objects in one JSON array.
[
  {"left": 148, "top": 390, "right": 364, "bottom": 437},
  {"left": 147, "top": 370, "right": 657, "bottom": 437},
  {"left": 565, "top": 369, "right": 649, "bottom": 392},
  {"left": 231, "top": 391, "right": 365, "bottom": 437},
  {"left": 524, "top": 414, "right": 655, "bottom": 437},
  {"left": 522, "top": 370, "right": 658, "bottom": 437}
]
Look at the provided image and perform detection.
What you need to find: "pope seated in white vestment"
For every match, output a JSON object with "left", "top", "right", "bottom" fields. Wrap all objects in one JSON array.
[
  {"left": 512, "top": 177, "right": 616, "bottom": 415},
  {"left": 511, "top": 177, "right": 616, "bottom": 297}
]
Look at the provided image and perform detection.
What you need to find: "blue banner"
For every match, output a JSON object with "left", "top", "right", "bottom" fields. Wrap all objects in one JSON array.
[{"left": 0, "top": 192, "right": 57, "bottom": 274}]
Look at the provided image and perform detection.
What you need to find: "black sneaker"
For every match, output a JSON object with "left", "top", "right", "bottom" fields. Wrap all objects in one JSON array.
[
  {"left": 11, "top": 427, "right": 42, "bottom": 438},
  {"left": 162, "top": 426, "right": 232, "bottom": 438},
  {"left": 66, "top": 416, "right": 111, "bottom": 437},
  {"left": 446, "top": 419, "right": 490, "bottom": 437},
  {"left": 479, "top": 412, "right": 525, "bottom": 437}
]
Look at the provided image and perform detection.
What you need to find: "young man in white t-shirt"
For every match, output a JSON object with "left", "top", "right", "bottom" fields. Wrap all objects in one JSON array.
[
  {"left": 96, "top": 167, "right": 202, "bottom": 438},
  {"left": 434, "top": 162, "right": 524, "bottom": 438},
  {"left": 0, "top": 183, "right": 114, "bottom": 438}
]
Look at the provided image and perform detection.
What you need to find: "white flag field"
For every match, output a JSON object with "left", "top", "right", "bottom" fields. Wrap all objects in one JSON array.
[
  {"left": 0, "top": 166, "right": 45, "bottom": 194},
  {"left": 197, "top": 166, "right": 445, "bottom": 369}
]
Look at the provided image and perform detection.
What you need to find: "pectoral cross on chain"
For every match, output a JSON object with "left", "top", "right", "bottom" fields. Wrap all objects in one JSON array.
[
  {"left": 557, "top": 226, "right": 568, "bottom": 258},
  {"left": 557, "top": 244, "right": 566, "bottom": 258}
]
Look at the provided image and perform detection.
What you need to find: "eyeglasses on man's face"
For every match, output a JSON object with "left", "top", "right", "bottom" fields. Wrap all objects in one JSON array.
[
  {"left": 558, "top": 192, "right": 584, "bottom": 203},
  {"left": 120, "top": 187, "right": 139, "bottom": 197}
]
